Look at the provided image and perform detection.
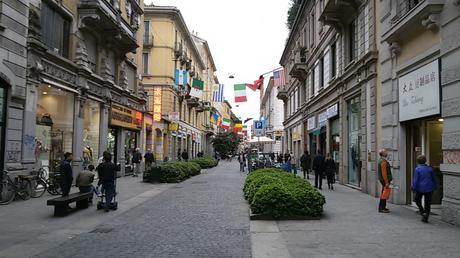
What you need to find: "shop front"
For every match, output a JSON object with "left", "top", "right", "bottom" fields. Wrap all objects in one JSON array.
[
  {"left": 82, "top": 98, "right": 101, "bottom": 168},
  {"left": 307, "top": 116, "right": 317, "bottom": 156},
  {"left": 0, "top": 84, "right": 7, "bottom": 171},
  {"left": 109, "top": 104, "right": 142, "bottom": 176},
  {"left": 399, "top": 60, "right": 443, "bottom": 205},
  {"left": 347, "top": 96, "right": 361, "bottom": 187},
  {"left": 145, "top": 113, "right": 153, "bottom": 152},
  {"left": 327, "top": 103, "right": 340, "bottom": 176}
]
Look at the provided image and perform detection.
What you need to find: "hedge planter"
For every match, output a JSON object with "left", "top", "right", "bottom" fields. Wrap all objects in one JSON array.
[
  {"left": 143, "top": 161, "right": 202, "bottom": 183},
  {"left": 243, "top": 168, "right": 326, "bottom": 220},
  {"left": 191, "top": 157, "right": 218, "bottom": 169}
]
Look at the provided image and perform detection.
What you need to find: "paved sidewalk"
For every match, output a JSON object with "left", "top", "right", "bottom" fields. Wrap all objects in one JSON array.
[
  {"left": 0, "top": 175, "right": 174, "bottom": 258},
  {"left": 274, "top": 179, "right": 460, "bottom": 258},
  {"left": 30, "top": 160, "right": 251, "bottom": 258}
]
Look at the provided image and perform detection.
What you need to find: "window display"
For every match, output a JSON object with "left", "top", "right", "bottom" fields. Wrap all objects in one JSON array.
[
  {"left": 107, "top": 128, "right": 117, "bottom": 163},
  {"left": 125, "top": 130, "right": 137, "bottom": 166},
  {"left": 83, "top": 99, "right": 100, "bottom": 168},
  {"left": 36, "top": 84, "right": 74, "bottom": 173}
]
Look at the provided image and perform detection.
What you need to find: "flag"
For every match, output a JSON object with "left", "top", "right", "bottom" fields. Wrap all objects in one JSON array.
[
  {"left": 175, "top": 69, "right": 187, "bottom": 86},
  {"left": 190, "top": 79, "right": 204, "bottom": 98},
  {"left": 217, "top": 118, "right": 222, "bottom": 127},
  {"left": 210, "top": 112, "right": 220, "bottom": 124},
  {"left": 273, "top": 68, "right": 285, "bottom": 87},
  {"left": 213, "top": 84, "right": 224, "bottom": 102},
  {"left": 247, "top": 75, "right": 264, "bottom": 91},
  {"left": 234, "top": 84, "right": 247, "bottom": 102},
  {"left": 222, "top": 118, "right": 231, "bottom": 130},
  {"left": 242, "top": 125, "right": 248, "bottom": 134}
]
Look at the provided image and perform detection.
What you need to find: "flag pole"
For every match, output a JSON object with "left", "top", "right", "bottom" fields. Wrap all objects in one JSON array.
[{"left": 259, "top": 67, "right": 283, "bottom": 77}]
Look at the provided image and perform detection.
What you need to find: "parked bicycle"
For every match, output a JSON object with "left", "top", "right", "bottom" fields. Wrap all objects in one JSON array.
[
  {"left": 0, "top": 170, "right": 32, "bottom": 205},
  {"left": 32, "top": 168, "right": 61, "bottom": 197}
]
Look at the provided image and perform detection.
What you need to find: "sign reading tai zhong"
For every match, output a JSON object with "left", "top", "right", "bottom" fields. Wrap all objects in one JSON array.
[{"left": 398, "top": 60, "right": 440, "bottom": 122}]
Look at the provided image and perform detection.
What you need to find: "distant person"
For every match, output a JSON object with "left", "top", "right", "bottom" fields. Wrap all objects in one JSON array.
[
  {"left": 144, "top": 149, "right": 155, "bottom": 170},
  {"left": 284, "top": 152, "right": 291, "bottom": 163},
  {"left": 325, "top": 153, "right": 336, "bottom": 190},
  {"left": 281, "top": 159, "right": 292, "bottom": 172},
  {"left": 163, "top": 156, "right": 169, "bottom": 162},
  {"left": 312, "top": 150, "right": 325, "bottom": 190},
  {"left": 132, "top": 148, "right": 142, "bottom": 177},
  {"left": 238, "top": 152, "right": 246, "bottom": 172},
  {"left": 76, "top": 164, "right": 95, "bottom": 203},
  {"left": 181, "top": 150, "right": 189, "bottom": 162},
  {"left": 60, "top": 152, "right": 73, "bottom": 198},
  {"left": 97, "top": 151, "right": 118, "bottom": 212},
  {"left": 300, "top": 150, "right": 311, "bottom": 180},
  {"left": 270, "top": 152, "right": 275, "bottom": 162},
  {"left": 378, "top": 149, "right": 392, "bottom": 213},
  {"left": 277, "top": 153, "right": 283, "bottom": 164},
  {"left": 412, "top": 155, "right": 437, "bottom": 223}
]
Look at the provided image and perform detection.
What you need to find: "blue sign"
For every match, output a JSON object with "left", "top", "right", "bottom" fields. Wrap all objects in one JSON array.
[{"left": 254, "top": 120, "right": 263, "bottom": 130}]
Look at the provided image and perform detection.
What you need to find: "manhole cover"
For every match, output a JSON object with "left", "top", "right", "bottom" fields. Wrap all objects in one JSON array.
[
  {"left": 225, "top": 229, "right": 247, "bottom": 236},
  {"left": 89, "top": 228, "right": 114, "bottom": 234}
]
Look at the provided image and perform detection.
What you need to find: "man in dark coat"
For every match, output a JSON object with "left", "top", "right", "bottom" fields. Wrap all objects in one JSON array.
[
  {"left": 144, "top": 149, "right": 155, "bottom": 170},
  {"left": 97, "top": 151, "right": 118, "bottom": 212},
  {"left": 60, "top": 152, "right": 73, "bottom": 197},
  {"left": 312, "top": 150, "right": 325, "bottom": 189},
  {"left": 300, "top": 150, "right": 311, "bottom": 179},
  {"left": 181, "top": 150, "right": 189, "bottom": 162}
]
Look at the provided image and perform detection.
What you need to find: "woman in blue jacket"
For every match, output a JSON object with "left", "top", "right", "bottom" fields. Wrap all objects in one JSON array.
[{"left": 412, "top": 155, "right": 437, "bottom": 223}]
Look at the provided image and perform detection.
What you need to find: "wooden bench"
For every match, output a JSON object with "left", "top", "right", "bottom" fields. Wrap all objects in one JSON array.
[{"left": 47, "top": 192, "right": 93, "bottom": 217}]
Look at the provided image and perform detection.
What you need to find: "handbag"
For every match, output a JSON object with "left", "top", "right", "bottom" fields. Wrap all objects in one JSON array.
[{"left": 381, "top": 187, "right": 391, "bottom": 200}]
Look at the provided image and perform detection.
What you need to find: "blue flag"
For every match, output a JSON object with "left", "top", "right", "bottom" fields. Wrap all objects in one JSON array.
[{"left": 175, "top": 69, "right": 187, "bottom": 86}]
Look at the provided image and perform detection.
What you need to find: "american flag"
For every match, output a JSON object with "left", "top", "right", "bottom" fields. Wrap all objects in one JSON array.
[
  {"left": 273, "top": 68, "right": 286, "bottom": 87},
  {"left": 212, "top": 84, "right": 224, "bottom": 102}
]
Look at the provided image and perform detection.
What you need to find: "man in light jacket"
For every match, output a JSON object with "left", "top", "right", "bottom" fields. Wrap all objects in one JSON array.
[{"left": 378, "top": 149, "right": 392, "bottom": 213}]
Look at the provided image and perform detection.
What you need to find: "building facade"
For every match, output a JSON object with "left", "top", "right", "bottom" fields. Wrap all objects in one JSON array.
[
  {"left": 278, "top": 0, "right": 381, "bottom": 195},
  {"left": 15, "top": 0, "right": 147, "bottom": 179},
  {"left": 143, "top": 5, "right": 216, "bottom": 161},
  {"left": 380, "top": 0, "right": 460, "bottom": 225},
  {"left": 260, "top": 77, "right": 284, "bottom": 154}
]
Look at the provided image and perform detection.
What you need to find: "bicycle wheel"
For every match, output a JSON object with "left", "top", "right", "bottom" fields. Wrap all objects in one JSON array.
[
  {"left": 31, "top": 179, "right": 47, "bottom": 198},
  {"left": 18, "top": 180, "right": 32, "bottom": 200},
  {"left": 0, "top": 183, "right": 16, "bottom": 205}
]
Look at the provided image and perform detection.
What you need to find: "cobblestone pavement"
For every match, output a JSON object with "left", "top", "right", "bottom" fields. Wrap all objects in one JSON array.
[{"left": 32, "top": 160, "right": 251, "bottom": 258}]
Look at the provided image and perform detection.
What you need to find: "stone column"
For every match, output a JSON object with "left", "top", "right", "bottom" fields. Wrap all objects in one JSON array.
[
  {"left": 99, "top": 103, "right": 110, "bottom": 157},
  {"left": 22, "top": 79, "right": 40, "bottom": 171},
  {"left": 72, "top": 95, "right": 86, "bottom": 179},
  {"left": 117, "top": 128, "right": 126, "bottom": 177}
]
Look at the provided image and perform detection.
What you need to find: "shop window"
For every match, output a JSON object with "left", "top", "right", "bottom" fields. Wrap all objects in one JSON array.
[
  {"left": 125, "top": 130, "right": 138, "bottom": 166},
  {"left": 40, "top": 2, "right": 70, "bottom": 58},
  {"left": 108, "top": 128, "right": 117, "bottom": 163},
  {"left": 35, "top": 84, "right": 74, "bottom": 174},
  {"left": 83, "top": 100, "right": 101, "bottom": 168}
]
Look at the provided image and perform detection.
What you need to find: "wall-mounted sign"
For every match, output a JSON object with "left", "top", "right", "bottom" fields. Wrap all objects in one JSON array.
[
  {"left": 399, "top": 60, "right": 440, "bottom": 122},
  {"left": 110, "top": 104, "right": 142, "bottom": 130},
  {"left": 153, "top": 87, "right": 162, "bottom": 122},
  {"left": 327, "top": 103, "right": 338, "bottom": 119},
  {"left": 169, "top": 112, "right": 180, "bottom": 121},
  {"left": 192, "top": 132, "right": 197, "bottom": 141},
  {"left": 307, "top": 116, "right": 316, "bottom": 130},
  {"left": 145, "top": 113, "right": 153, "bottom": 131},
  {"left": 318, "top": 111, "right": 328, "bottom": 127},
  {"left": 168, "top": 122, "right": 179, "bottom": 132},
  {"left": 274, "top": 130, "right": 283, "bottom": 137}
]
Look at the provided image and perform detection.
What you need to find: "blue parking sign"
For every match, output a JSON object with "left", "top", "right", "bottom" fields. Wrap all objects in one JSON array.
[{"left": 254, "top": 120, "right": 263, "bottom": 129}]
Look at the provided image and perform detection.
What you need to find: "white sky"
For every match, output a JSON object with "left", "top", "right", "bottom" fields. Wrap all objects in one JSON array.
[{"left": 146, "top": 0, "right": 290, "bottom": 122}]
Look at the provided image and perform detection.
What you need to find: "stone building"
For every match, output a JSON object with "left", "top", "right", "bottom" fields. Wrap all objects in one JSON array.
[
  {"left": 260, "top": 77, "right": 284, "bottom": 154},
  {"left": 19, "top": 0, "right": 147, "bottom": 178},
  {"left": 0, "top": 0, "right": 29, "bottom": 173},
  {"left": 278, "top": 0, "right": 380, "bottom": 194},
  {"left": 379, "top": 0, "right": 460, "bottom": 225}
]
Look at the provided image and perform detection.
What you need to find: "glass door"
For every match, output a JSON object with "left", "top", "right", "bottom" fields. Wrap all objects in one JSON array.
[
  {"left": 348, "top": 97, "right": 361, "bottom": 186},
  {"left": 426, "top": 120, "right": 443, "bottom": 205}
]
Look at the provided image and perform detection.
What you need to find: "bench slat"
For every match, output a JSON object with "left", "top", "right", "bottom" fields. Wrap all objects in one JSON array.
[{"left": 47, "top": 192, "right": 93, "bottom": 205}]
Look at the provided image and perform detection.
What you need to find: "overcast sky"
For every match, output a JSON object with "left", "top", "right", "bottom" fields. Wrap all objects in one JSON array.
[{"left": 146, "top": 0, "right": 290, "bottom": 121}]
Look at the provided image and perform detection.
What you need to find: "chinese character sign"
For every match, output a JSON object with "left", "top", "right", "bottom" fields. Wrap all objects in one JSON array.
[{"left": 153, "top": 87, "right": 162, "bottom": 122}]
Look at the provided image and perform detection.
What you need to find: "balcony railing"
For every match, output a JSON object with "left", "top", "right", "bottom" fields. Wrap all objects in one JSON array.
[
  {"left": 391, "top": 0, "right": 424, "bottom": 24},
  {"left": 143, "top": 35, "right": 154, "bottom": 47}
]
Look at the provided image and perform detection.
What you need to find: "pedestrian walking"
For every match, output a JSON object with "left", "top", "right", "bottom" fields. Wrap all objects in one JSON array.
[
  {"left": 284, "top": 152, "right": 291, "bottom": 163},
  {"left": 300, "top": 150, "right": 311, "bottom": 179},
  {"left": 277, "top": 153, "right": 283, "bottom": 164},
  {"left": 132, "top": 148, "right": 142, "bottom": 177},
  {"left": 312, "top": 150, "right": 325, "bottom": 190},
  {"left": 144, "top": 149, "right": 155, "bottom": 170},
  {"left": 238, "top": 152, "right": 246, "bottom": 172},
  {"left": 412, "top": 155, "right": 437, "bottom": 223},
  {"left": 60, "top": 152, "right": 73, "bottom": 198},
  {"left": 378, "top": 149, "right": 392, "bottom": 213},
  {"left": 76, "top": 164, "right": 95, "bottom": 203},
  {"left": 177, "top": 148, "right": 182, "bottom": 161},
  {"left": 181, "top": 150, "right": 189, "bottom": 162},
  {"left": 97, "top": 151, "right": 118, "bottom": 212},
  {"left": 325, "top": 153, "right": 336, "bottom": 190}
]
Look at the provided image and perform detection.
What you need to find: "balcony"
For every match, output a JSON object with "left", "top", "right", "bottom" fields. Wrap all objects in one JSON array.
[
  {"left": 289, "top": 50, "right": 308, "bottom": 81},
  {"left": 276, "top": 86, "right": 288, "bottom": 102},
  {"left": 382, "top": 0, "right": 444, "bottom": 43},
  {"left": 78, "top": 0, "right": 138, "bottom": 53},
  {"left": 143, "top": 35, "right": 154, "bottom": 48},
  {"left": 174, "top": 42, "right": 183, "bottom": 58},
  {"left": 186, "top": 97, "right": 200, "bottom": 108},
  {"left": 195, "top": 101, "right": 205, "bottom": 112},
  {"left": 319, "top": 0, "right": 363, "bottom": 28}
]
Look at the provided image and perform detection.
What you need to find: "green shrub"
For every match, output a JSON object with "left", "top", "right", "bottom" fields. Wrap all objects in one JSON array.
[
  {"left": 191, "top": 157, "right": 218, "bottom": 169},
  {"left": 185, "top": 162, "right": 201, "bottom": 176},
  {"left": 144, "top": 161, "right": 202, "bottom": 183},
  {"left": 244, "top": 168, "right": 325, "bottom": 218}
]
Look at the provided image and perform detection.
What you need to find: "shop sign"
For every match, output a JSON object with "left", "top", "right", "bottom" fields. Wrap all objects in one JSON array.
[
  {"left": 169, "top": 112, "right": 180, "bottom": 121},
  {"left": 168, "top": 122, "right": 179, "bottom": 132},
  {"left": 274, "top": 130, "right": 283, "bottom": 137},
  {"left": 307, "top": 116, "right": 316, "bottom": 130},
  {"left": 153, "top": 87, "right": 162, "bottom": 122},
  {"left": 110, "top": 104, "right": 142, "bottom": 130},
  {"left": 145, "top": 113, "right": 153, "bottom": 131},
  {"left": 293, "top": 132, "right": 301, "bottom": 141},
  {"left": 327, "top": 103, "right": 338, "bottom": 119},
  {"left": 192, "top": 132, "right": 197, "bottom": 141},
  {"left": 318, "top": 111, "right": 328, "bottom": 127},
  {"left": 399, "top": 60, "right": 440, "bottom": 122}
]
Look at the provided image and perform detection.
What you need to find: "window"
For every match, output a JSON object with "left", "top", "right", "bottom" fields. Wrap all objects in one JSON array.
[
  {"left": 144, "top": 20, "right": 150, "bottom": 43},
  {"left": 331, "top": 43, "right": 337, "bottom": 78},
  {"left": 310, "top": 12, "right": 315, "bottom": 47},
  {"left": 126, "top": 64, "right": 136, "bottom": 92},
  {"left": 349, "top": 19, "right": 358, "bottom": 63},
  {"left": 173, "top": 96, "right": 176, "bottom": 112},
  {"left": 319, "top": 57, "right": 324, "bottom": 89},
  {"left": 323, "top": 50, "right": 330, "bottom": 88},
  {"left": 142, "top": 53, "right": 149, "bottom": 74},
  {"left": 314, "top": 62, "right": 320, "bottom": 96},
  {"left": 41, "top": 2, "right": 70, "bottom": 58},
  {"left": 310, "top": 69, "right": 315, "bottom": 97},
  {"left": 83, "top": 32, "right": 97, "bottom": 73}
]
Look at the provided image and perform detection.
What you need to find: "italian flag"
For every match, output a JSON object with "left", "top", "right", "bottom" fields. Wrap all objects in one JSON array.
[
  {"left": 242, "top": 125, "right": 248, "bottom": 133},
  {"left": 222, "top": 118, "right": 231, "bottom": 130},
  {"left": 190, "top": 79, "right": 204, "bottom": 99},
  {"left": 234, "top": 84, "right": 247, "bottom": 102},
  {"left": 233, "top": 123, "right": 242, "bottom": 132}
]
